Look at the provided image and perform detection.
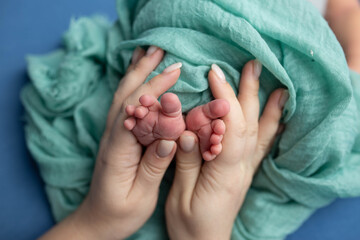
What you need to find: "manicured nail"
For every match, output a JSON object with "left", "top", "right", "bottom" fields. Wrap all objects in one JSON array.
[
  {"left": 179, "top": 135, "right": 195, "bottom": 153},
  {"left": 156, "top": 140, "right": 175, "bottom": 158},
  {"left": 131, "top": 47, "right": 142, "bottom": 64},
  {"left": 211, "top": 64, "right": 226, "bottom": 83},
  {"left": 146, "top": 46, "right": 159, "bottom": 56},
  {"left": 253, "top": 60, "right": 262, "bottom": 78},
  {"left": 163, "top": 62, "right": 182, "bottom": 73},
  {"left": 279, "top": 90, "right": 289, "bottom": 109}
]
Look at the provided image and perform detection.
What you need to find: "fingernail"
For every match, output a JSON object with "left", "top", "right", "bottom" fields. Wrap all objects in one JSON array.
[
  {"left": 253, "top": 60, "right": 262, "bottom": 78},
  {"left": 163, "top": 62, "right": 182, "bottom": 73},
  {"left": 146, "top": 46, "right": 158, "bottom": 56},
  {"left": 156, "top": 140, "right": 175, "bottom": 158},
  {"left": 131, "top": 47, "right": 142, "bottom": 64},
  {"left": 179, "top": 135, "right": 195, "bottom": 153},
  {"left": 211, "top": 64, "right": 226, "bottom": 83},
  {"left": 279, "top": 90, "right": 289, "bottom": 109}
]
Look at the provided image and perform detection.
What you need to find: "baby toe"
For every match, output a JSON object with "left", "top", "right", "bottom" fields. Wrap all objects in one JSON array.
[
  {"left": 134, "top": 106, "right": 149, "bottom": 119},
  {"left": 139, "top": 94, "right": 157, "bottom": 107},
  {"left": 210, "top": 133, "right": 223, "bottom": 145},
  {"left": 126, "top": 105, "right": 136, "bottom": 116},
  {"left": 210, "top": 143, "right": 222, "bottom": 156},
  {"left": 124, "top": 117, "right": 136, "bottom": 130},
  {"left": 160, "top": 93, "right": 182, "bottom": 117},
  {"left": 203, "top": 151, "right": 216, "bottom": 161},
  {"left": 211, "top": 119, "right": 226, "bottom": 135}
]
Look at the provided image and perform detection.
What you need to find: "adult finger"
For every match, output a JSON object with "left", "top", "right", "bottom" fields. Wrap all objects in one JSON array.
[
  {"left": 237, "top": 60, "right": 261, "bottom": 131},
  {"left": 208, "top": 64, "right": 245, "bottom": 124},
  {"left": 171, "top": 131, "right": 202, "bottom": 201},
  {"left": 109, "top": 63, "right": 182, "bottom": 148},
  {"left": 132, "top": 139, "right": 177, "bottom": 197},
  {"left": 207, "top": 64, "right": 246, "bottom": 167},
  {"left": 121, "top": 46, "right": 164, "bottom": 99},
  {"left": 106, "top": 46, "right": 164, "bottom": 133},
  {"left": 138, "top": 62, "right": 182, "bottom": 99},
  {"left": 253, "top": 88, "right": 289, "bottom": 170},
  {"left": 236, "top": 60, "right": 262, "bottom": 161}
]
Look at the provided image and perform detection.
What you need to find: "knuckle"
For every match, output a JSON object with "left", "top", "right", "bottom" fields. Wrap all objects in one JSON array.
[
  {"left": 145, "top": 77, "right": 159, "bottom": 94},
  {"left": 133, "top": 57, "right": 151, "bottom": 75},
  {"left": 141, "top": 160, "right": 164, "bottom": 180},
  {"left": 234, "top": 123, "right": 247, "bottom": 139},
  {"left": 112, "top": 89, "right": 124, "bottom": 105},
  {"left": 246, "top": 123, "right": 258, "bottom": 138},
  {"left": 257, "top": 139, "right": 272, "bottom": 154}
]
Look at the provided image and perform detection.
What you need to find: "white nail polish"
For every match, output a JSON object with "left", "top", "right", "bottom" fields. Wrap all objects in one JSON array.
[
  {"left": 163, "top": 62, "right": 182, "bottom": 73},
  {"left": 253, "top": 60, "right": 262, "bottom": 78},
  {"left": 146, "top": 46, "right": 159, "bottom": 56},
  {"left": 211, "top": 64, "right": 226, "bottom": 83}
]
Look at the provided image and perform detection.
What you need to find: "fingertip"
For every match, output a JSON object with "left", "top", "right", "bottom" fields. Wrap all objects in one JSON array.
[
  {"left": 156, "top": 140, "right": 177, "bottom": 158},
  {"left": 266, "top": 88, "right": 288, "bottom": 112},
  {"left": 179, "top": 134, "right": 197, "bottom": 153},
  {"left": 131, "top": 47, "right": 146, "bottom": 65},
  {"left": 208, "top": 65, "right": 240, "bottom": 109}
]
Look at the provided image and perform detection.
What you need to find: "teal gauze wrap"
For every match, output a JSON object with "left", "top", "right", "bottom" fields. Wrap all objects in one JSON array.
[{"left": 20, "top": 0, "right": 360, "bottom": 239}]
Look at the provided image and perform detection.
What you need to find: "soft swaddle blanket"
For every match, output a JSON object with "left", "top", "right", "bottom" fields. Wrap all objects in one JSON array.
[{"left": 21, "top": 0, "right": 360, "bottom": 239}]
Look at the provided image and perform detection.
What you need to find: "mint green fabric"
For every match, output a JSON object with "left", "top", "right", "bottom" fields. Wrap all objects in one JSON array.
[{"left": 20, "top": 0, "right": 360, "bottom": 239}]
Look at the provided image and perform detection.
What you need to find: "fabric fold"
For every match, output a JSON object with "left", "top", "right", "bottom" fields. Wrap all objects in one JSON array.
[{"left": 21, "top": 0, "right": 360, "bottom": 239}]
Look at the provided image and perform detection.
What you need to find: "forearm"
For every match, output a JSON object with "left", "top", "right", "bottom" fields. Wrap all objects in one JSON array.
[{"left": 38, "top": 200, "right": 111, "bottom": 240}]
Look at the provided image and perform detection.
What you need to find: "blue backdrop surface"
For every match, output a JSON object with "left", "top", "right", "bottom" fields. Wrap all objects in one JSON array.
[{"left": 0, "top": 0, "right": 359, "bottom": 239}]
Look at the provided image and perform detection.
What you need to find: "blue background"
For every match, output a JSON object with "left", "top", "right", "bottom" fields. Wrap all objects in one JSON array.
[{"left": 0, "top": 0, "right": 359, "bottom": 239}]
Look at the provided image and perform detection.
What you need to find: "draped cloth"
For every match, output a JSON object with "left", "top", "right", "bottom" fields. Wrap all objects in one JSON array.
[{"left": 21, "top": 0, "right": 360, "bottom": 239}]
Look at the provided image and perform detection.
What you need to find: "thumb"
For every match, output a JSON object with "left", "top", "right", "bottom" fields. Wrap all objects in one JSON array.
[
  {"left": 171, "top": 131, "right": 202, "bottom": 201},
  {"left": 132, "top": 139, "right": 176, "bottom": 196}
]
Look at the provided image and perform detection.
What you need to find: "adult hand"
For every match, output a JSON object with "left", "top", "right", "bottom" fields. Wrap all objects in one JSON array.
[
  {"left": 165, "top": 60, "right": 288, "bottom": 240},
  {"left": 40, "top": 46, "right": 182, "bottom": 240}
]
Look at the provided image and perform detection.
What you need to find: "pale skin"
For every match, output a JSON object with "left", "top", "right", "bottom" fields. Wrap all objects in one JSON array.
[
  {"left": 38, "top": 3, "right": 360, "bottom": 238},
  {"left": 39, "top": 45, "right": 287, "bottom": 240},
  {"left": 326, "top": 0, "right": 360, "bottom": 73}
]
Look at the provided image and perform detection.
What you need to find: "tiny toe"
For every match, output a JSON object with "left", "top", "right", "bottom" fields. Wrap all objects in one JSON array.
[
  {"left": 160, "top": 93, "right": 182, "bottom": 117},
  {"left": 210, "top": 144, "right": 222, "bottom": 156},
  {"left": 212, "top": 119, "right": 226, "bottom": 135},
  {"left": 139, "top": 94, "right": 157, "bottom": 107},
  {"left": 124, "top": 117, "right": 136, "bottom": 130},
  {"left": 203, "top": 151, "right": 216, "bottom": 161},
  {"left": 134, "top": 106, "right": 149, "bottom": 118},
  {"left": 125, "top": 105, "right": 136, "bottom": 116},
  {"left": 210, "top": 134, "right": 223, "bottom": 145}
]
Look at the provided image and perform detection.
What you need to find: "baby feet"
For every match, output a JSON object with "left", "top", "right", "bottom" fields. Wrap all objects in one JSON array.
[
  {"left": 185, "top": 99, "right": 230, "bottom": 161},
  {"left": 124, "top": 93, "right": 186, "bottom": 146},
  {"left": 124, "top": 92, "right": 230, "bottom": 161}
]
